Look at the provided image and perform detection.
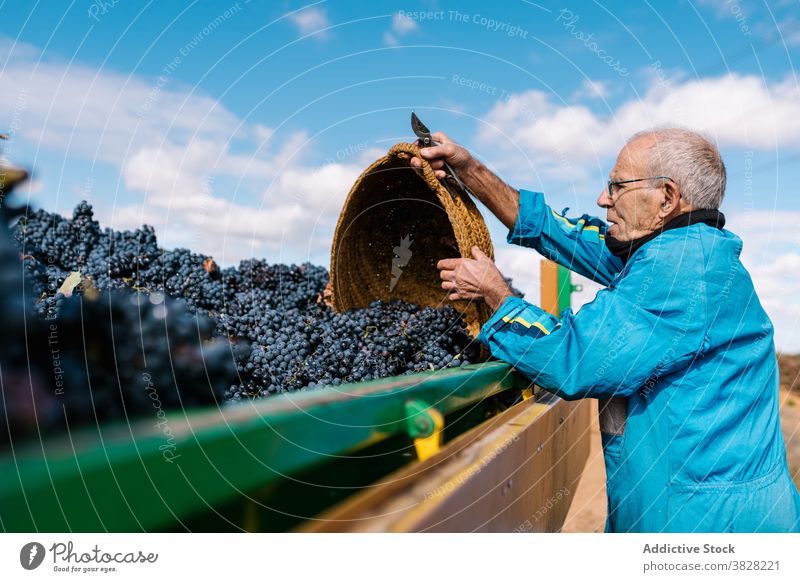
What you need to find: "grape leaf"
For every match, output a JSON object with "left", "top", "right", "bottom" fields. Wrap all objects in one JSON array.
[{"left": 58, "top": 271, "right": 82, "bottom": 297}]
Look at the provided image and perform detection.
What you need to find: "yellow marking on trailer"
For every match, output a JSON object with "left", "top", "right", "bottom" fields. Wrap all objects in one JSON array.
[
  {"left": 244, "top": 499, "right": 259, "bottom": 532},
  {"left": 413, "top": 407, "right": 444, "bottom": 462}
]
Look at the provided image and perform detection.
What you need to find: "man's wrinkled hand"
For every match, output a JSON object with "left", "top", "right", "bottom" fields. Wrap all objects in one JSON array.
[
  {"left": 437, "top": 246, "right": 513, "bottom": 312},
  {"left": 410, "top": 131, "right": 474, "bottom": 180}
]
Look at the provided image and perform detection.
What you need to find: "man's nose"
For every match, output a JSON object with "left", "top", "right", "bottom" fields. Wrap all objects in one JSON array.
[{"left": 597, "top": 187, "right": 612, "bottom": 209}]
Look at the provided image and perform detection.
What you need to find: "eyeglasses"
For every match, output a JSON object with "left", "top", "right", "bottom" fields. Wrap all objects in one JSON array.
[{"left": 606, "top": 176, "right": 674, "bottom": 202}]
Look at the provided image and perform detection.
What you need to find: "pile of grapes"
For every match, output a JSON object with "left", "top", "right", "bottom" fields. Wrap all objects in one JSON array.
[{"left": 0, "top": 185, "right": 503, "bottom": 442}]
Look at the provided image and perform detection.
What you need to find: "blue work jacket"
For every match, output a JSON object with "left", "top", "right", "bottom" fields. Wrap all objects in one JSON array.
[{"left": 478, "top": 189, "right": 800, "bottom": 532}]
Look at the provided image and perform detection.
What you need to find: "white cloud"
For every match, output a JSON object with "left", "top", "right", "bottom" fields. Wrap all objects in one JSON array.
[
  {"left": 494, "top": 246, "right": 541, "bottom": 303},
  {"left": 115, "top": 135, "right": 364, "bottom": 263},
  {"left": 573, "top": 79, "right": 609, "bottom": 100},
  {"left": 14, "top": 178, "right": 45, "bottom": 196},
  {"left": 252, "top": 123, "right": 274, "bottom": 144},
  {"left": 697, "top": 0, "right": 748, "bottom": 19},
  {"left": 494, "top": 246, "right": 603, "bottom": 312},
  {"left": 392, "top": 12, "right": 418, "bottom": 34},
  {"left": 747, "top": 255, "right": 800, "bottom": 353},
  {"left": 728, "top": 210, "right": 800, "bottom": 260},
  {"left": 726, "top": 211, "right": 800, "bottom": 352},
  {"left": 775, "top": 16, "right": 800, "bottom": 46},
  {"left": 384, "top": 12, "right": 419, "bottom": 46},
  {"left": 0, "top": 37, "right": 368, "bottom": 265},
  {"left": 477, "top": 73, "right": 800, "bottom": 176},
  {"left": 288, "top": 7, "right": 330, "bottom": 38},
  {"left": 0, "top": 41, "right": 245, "bottom": 166}
]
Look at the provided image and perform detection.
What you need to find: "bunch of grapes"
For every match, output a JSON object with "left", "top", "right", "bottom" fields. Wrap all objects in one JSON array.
[
  {"left": 1, "top": 193, "right": 240, "bottom": 444},
  {"left": 223, "top": 300, "right": 479, "bottom": 399},
  {"left": 2, "top": 197, "right": 502, "bottom": 442}
]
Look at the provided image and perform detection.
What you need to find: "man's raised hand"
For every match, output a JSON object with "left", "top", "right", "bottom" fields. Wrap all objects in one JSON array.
[{"left": 410, "top": 131, "right": 473, "bottom": 180}]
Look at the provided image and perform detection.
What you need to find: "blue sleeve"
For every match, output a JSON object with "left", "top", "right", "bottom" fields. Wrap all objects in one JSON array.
[
  {"left": 478, "top": 241, "right": 708, "bottom": 400},
  {"left": 509, "top": 189, "right": 624, "bottom": 286}
]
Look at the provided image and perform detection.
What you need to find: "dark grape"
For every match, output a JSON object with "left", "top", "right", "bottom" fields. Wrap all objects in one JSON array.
[{"left": 2, "top": 198, "right": 490, "bottom": 444}]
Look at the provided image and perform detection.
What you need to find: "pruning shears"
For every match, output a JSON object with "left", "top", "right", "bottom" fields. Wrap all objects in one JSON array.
[{"left": 411, "top": 112, "right": 472, "bottom": 198}]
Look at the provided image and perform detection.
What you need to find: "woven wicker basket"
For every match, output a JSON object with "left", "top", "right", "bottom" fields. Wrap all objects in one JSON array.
[{"left": 329, "top": 142, "right": 495, "bottom": 337}]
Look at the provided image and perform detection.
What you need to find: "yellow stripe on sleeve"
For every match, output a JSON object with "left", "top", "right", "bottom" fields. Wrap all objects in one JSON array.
[
  {"left": 550, "top": 211, "right": 605, "bottom": 239},
  {"left": 501, "top": 315, "right": 552, "bottom": 335},
  {"left": 531, "top": 321, "right": 551, "bottom": 335},
  {"left": 502, "top": 315, "right": 531, "bottom": 328}
]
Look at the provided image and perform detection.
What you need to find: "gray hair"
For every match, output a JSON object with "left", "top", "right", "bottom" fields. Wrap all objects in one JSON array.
[{"left": 627, "top": 127, "right": 726, "bottom": 210}]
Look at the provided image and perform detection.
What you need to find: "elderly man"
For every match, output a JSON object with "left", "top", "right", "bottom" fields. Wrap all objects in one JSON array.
[{"left": 412, "top": 127, "right": 800, "bottom": 533}]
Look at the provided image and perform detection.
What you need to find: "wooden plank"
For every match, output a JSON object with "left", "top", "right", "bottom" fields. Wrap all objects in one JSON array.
[
  {"left": 540, "top": 259, "right": 560, "bottom": 316},
  {"left": 299, "top": 391, "right": 591, "bottom": 532}
]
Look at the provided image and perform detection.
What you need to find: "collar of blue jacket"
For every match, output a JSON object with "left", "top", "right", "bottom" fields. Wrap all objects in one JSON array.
[{"left": 605, "top": 208, "right": 726, "bottom": 262}]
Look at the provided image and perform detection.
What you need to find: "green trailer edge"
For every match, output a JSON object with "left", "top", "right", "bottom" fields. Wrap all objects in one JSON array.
[{"left": 0, "top": 361, "right": 530, "bottom": 532}]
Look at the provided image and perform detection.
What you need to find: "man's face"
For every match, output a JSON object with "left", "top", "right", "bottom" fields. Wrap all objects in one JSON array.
[{"left": 597, "top": 137, "right": 665, "bottom": 241}]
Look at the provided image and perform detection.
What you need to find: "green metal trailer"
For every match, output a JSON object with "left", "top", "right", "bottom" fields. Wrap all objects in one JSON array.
[{"left": 0, "top": 264, "right": 589, "bottom": 532}]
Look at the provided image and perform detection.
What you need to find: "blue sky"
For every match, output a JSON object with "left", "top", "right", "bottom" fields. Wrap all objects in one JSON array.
[{"left": 1, "top": 0, "right": 799, "bottom": 350}]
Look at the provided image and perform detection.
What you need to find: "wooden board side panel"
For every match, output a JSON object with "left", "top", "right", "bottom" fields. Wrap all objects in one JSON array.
[{"left": 301, "top": 395, "right": 592, "bottom": 532}]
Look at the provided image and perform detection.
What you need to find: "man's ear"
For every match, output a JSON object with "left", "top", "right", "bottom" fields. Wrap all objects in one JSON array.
[{"left": 659, "top": 181, "right": 681, "bottom": 217}]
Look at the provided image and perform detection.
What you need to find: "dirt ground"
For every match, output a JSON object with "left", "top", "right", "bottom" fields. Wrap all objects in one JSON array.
[{"left": 561, "top": 354, "right": 800, "bottom": 532}]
